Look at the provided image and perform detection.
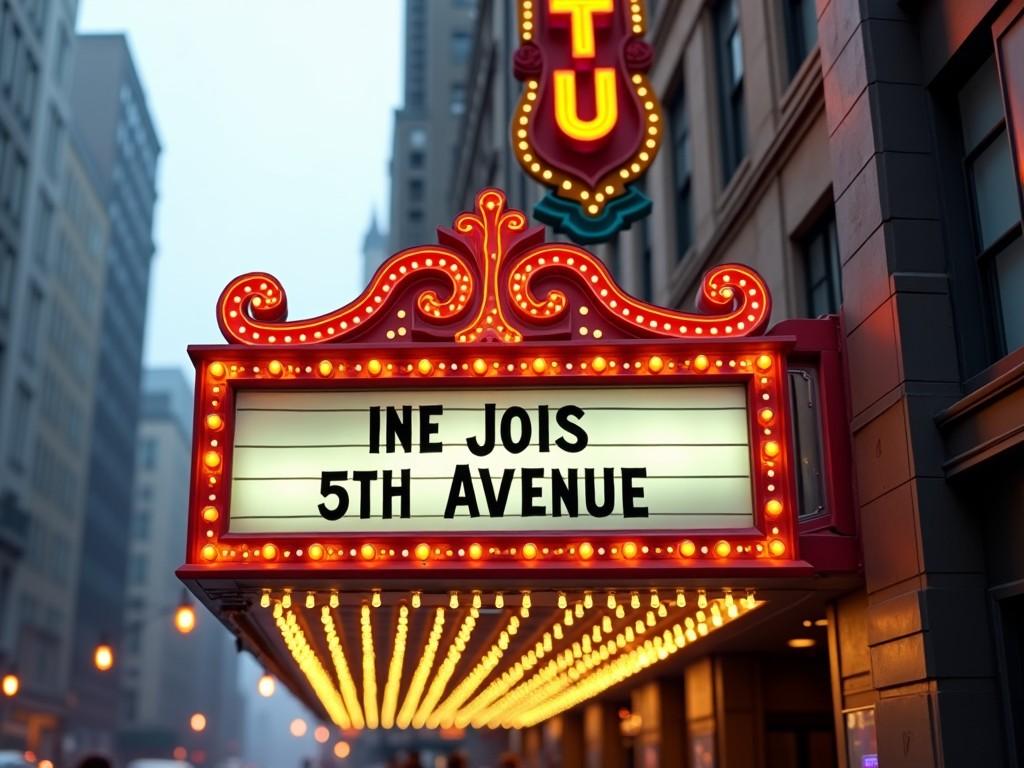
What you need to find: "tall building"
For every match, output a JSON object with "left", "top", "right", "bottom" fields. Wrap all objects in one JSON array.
[
  {"left": 120, "top": 369, "right": 244, "bottom": 765},
  {"left": 66, "top": 33, "right": 161, "bottom": 757},
  {"left": 448, "top": 0, "right": 1024, "bottom": 765},
  {"left": 361, "top": 209, "right": 389, "bottom": 284},
  {"left": 0, "top": 0, "right": 109, "bottom": 760},
  {"left": 387, "top": 0, "right": 477, "bottom": 252}
]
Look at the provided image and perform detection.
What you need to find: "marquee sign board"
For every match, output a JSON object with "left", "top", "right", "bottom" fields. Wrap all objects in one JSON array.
[
  {"left": 177, "top": 189, "right": 854, "bottom": 733},
  {"left": 511, "top": 0, "right": 664, "bottom": 243},
  {"left": 184, "top": 189, "right": 798, "bottom": 577}
]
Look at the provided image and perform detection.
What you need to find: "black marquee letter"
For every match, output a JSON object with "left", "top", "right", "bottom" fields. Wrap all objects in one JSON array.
[{"left": 445, "top": 464, "right": 480, "bottom": 518}]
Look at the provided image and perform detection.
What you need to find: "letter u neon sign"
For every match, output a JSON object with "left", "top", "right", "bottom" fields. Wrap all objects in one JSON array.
[{"left": 553, "top": 68, "right": 618, "bottom": 142}]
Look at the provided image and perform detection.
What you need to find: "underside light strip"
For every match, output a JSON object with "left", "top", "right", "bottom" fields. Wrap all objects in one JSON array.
[
  {"left": 467, "top": 603, "right": 630, "bottom": 729},
  {"left": 413, "top": 606, "right": 481, "bottom": 728},
  {"left": 430, "top": 611, "right": 524, "bottom": 729},
  {"left": 380, "top": 603, "right": 410, "bottom": 729},
  {"left": 360, "top": 603, "right": 380, "bottom": 729},
  {"left": 274, "top": 604, "right": 351, "bottom": 728},
  {"left": 508, "top": 598, "right": 763, "bottom": 729},
  {"left": 395, "top": 606, "right": 446, "bottom": 729},
  {"left": 320, "top": 606, "right": 365, "bottom": 728},
  {"left": 456, "top": 598, "right": 595, "bottom": 728}
]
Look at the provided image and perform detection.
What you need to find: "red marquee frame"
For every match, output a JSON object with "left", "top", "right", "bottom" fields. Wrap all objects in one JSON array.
[{"left": 181, "top": 189, "right": 814, "bottom": 585}]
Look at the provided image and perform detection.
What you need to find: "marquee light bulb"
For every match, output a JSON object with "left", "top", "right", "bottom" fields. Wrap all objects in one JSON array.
[
  {"left": 522, "top": 542, "right": 538, "bottom": 560},
  {"left": 756, "top": 354, "right": 773, "bottom": 370},
  {"left": 414, "top": 543, "right": 431, "bottom": 562},
  {"left": 607, "top": 592, "right": 617, "bottom": 610},
  {"left": 765, "top": 500, "right": 783, "bottom": 517},
  {"left": 174, "top": 602, "right": 197, "bottom": 634},
  {"left": 411, "top": 591, "right": 421, "bottom": 609},
  {"left": 694, "top": 355, "right": 710, "bottom": 372},
  {"left": 360, "top": 543, "right": 376, "bottom": 561},
  {"left": 494, "top": 592, "right": 504, "bottom": 609},
  {"left": 468, "top": 542, "right": 483, "bottom": 560},
  {"left": 207, "top": 361, "right": 225, "bottom": 378},
  {"left": 308, "top": 543, "right": 325, "bottom": 561},
  {"left": 450, "top": 592, "right": 460, "bottom": 609},
  {"left": 1, "top": 673, "right": 19, "bottom": 697},
  {"left": 578, "top": 541, "right": 594, "bottom": 560},
  {"left": 93, "top": 643, "right": 114, "bottom": 672},
  {"left": 260, "top": 591, "right": 271, "bottom": 609},
  {"left": 763, "top": 441, "right": 781, "bottom": 459},
  {"left": 622, "top": 541, "right": 638, "bottom": 559},
  {"left": 329, "top": 592, "right": 340, "bottom": 609},
  {"left": 317, "top": 360, "right": 333, "bottom": 377},
  {"left": 261, "top": 543, "right": 278, "bottom": 561},
  {"left": 205, "top": 414, "right": 223, "bottom": 431},
  {"left": 629, "top": 592, "right": 640, "bottom": 610},
  {"left": 557, "top": 592, "right": 567, "bottom": 609}
]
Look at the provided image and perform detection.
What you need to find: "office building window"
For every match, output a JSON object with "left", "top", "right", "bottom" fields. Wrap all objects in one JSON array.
[
  {"left": 959, "top": 56, "right": 1024, "bottom": 353},
  {"left": 1, "top": 148, "right": 26, "bottom": 222},
  {"left": 714, "top": 0, "right": 746, "bottom": 184},
  {"left": 783, "top": 0, "right": 818, "bottom": 79},
  {"left": 22, "top": 284, "right": 42, "bottom": 362},
  {"left": 410, "top": 150, "right": 424, "bottom": 169},
  {"left": 451, "top": 83, "right": 467, "bottom": 115},
  {"left": 32, "top": 192, "right": 53, "bottom": 266},
  {"left": 670, "top": 87, "right": 693, "bottom": 258},
  {"left": 0, "top": 9, "right": 18, "bottom": 94},
  {"left": 0, "top": 234, "right": 14, "bottom": 314},
  {"left": 409, "top": 178, "right": 424, "bottom": 202},
  {"left": 452, "top": 31, "right": 472, "bottom": 65},
  {"left": 8, "top": 383, "right": 30, "bottom": 470},
  {"left": 802, "top": 208, "right": 842, "bottom": 317}
]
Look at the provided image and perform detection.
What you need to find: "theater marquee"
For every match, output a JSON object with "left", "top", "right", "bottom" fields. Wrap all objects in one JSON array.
[{"left": 179, "top": 189, "right": 833, "bottom": 732}]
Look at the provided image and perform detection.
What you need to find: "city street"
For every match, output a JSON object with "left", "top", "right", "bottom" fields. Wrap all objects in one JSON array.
[{"left": 2, "top": 1, "right": 1024, "bottom": 767}]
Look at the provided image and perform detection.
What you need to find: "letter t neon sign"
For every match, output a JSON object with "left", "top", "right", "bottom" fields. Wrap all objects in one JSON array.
[{"left": 549, "top": 0, "right": 614, "bottom": 59}]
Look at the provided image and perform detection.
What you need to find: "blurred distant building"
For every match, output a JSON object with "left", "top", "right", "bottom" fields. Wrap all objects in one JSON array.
[
  {"left": 387, "top": 0, "right": 477, "bottom": 251},
  {"left": 0, "top": 0, "right": 102, "bottom": 761},
  {"left": 66, "top": 32, "right": 162, "bottom": 757},
  {"left": 119, "top": 369, "right": 244, "bottom": 766},
  {"left": 361, "top": 210, "right": 388, "bottom": 284}
]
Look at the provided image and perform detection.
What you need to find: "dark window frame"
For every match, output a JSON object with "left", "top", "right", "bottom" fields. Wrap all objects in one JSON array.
[
  {"left": 669, "top": 85, "right": 693, "bottom": 259},
  {"left": 802, "top": 208, "right": 842, "bottom": 318},
  {"left": 713, "top": 0, "right": 746, "bottom": 184}
]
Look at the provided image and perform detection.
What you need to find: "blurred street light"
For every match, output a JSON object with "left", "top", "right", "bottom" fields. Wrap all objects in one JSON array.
[
  {"left": 1, "top": 672, "right": 18, "bottom": 697},
  {"left": 174, "top": 591, "right": 197, "bottom": 634},
  {"left": 314, "top": 725, "right": 329, "bottom": 743},
  {"left": 190, "top": 712, "right": 207, "bottom": 732},
  {"left": 289, "top": 718, "right": 307, "bottom": 737},
  {"left": 93, "top": 643, "right": 114, "bottom": 672},
  {"left": 257, "top": 673, "right": 276, "bottom": 697},
  {"left": 333, "top": 741, "right": 351, "bottom": 759}
]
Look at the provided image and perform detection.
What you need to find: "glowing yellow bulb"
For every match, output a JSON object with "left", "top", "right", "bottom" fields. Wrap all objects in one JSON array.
[
  {"left": 360, "top": 543, "right": 376, "bottom": 561},
  {"left": 756, "top": 354, "right": 773, "bottom": 371},
  {"left": 769, "top": 539, "right": 787, "bottom": 557},
  {"left": 203, "top": 451, "right": 221, "bottom": 469},
  {"left": 763, "top": 441, "right": 781, "bottom": 458},
  {"left": 2, "top": 673, "right": 19, "bottom": 697},
  {"left": 261, "top": 543, "right": 278, "bottom": 561},
  {"left": 759, "top": 408, "right": 774, "bottom": 424},
  {"left": 417, "top": 358, "right": 434, "bottom": 376},
  {"left": 200, "top": 544, "right": 217, "bottom": 562},
  {"left": 205, "top": 413, "right": 223, "bottom": 431},
  {"left": 257, "top": 674, "right": 275, "bottom": 697},
  {"left": 679, "top": 539, "right": 696, "bottom": 557},
  {"left": 578, "top": 541, "right": 594, "bottom": 560},
  {"left": 208, "top": 361, "right": 226, "bottom": 378},
  {"left": 532, "top": 357, "right": 548, "bottom": 374},
  {"left": 308, "top": 543, "right": 325, "bottom": 560},
  {"left": 472, "top": 358, "right": 488, "bottom": 375},
  {"left": 414, "top": 543, "right": 431, "bottom": 561},
  {"left": 190, "top": 712, "right": 207, "bottom": 732},
  {"left": 267, "top": 360, "right": 284, "bottom": 376},
  {"left": 522, "top": 542, "right": 538, "bottom": 560},
  {"left": 174, "top": 604, "right": 196, "bottom": 634},
  {"left": 648, "top": 355, "right": 664, "bottom": 373},
  {"left": 714, "top": 540, "right": 732, "bottom": 558},
  {"left": 411, "top": 592, "right": 422, "bottom": 609},
  {"left": 450, "top": 592, "right": 460, "bottom": 609},
  {"left": 94, "top": 643, "right": 114, "bottom": 672},
  {"left": 367, "top": 359, "right": 383, "bottom": 376},
  {"left": 765, "top": 500, "right": 783, "bottom": 517},
  {"left": 372, "top": 590, "right": 382, "bottom": 608},
  {"left": 694, "top": 355, "right": 710, "bottom": 372},
  {"left": 468, "top": 542, "right": 483, "bottom": 560},
  {"left": 317, "top": 360, "right": 334, "bottom": 377},
  {"left": 591, "top": 356, "right": 608, "bottom": 373},
  {"left": 334, "top": 741, "right": 351, "bottom": 759},
  {"left": 621, "top": 541, "right": 638, "bottom": 559},
  {"left": 201, "top": 506, "right": 218, "bottom": 523}
]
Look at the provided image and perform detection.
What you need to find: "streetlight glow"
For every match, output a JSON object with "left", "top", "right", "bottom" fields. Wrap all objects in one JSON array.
[
  {"left": 289, "top": 718, "right": 307, "bottom": 737},
  {"left": 1, "top": 673, "right": 18, "bottom": 697},
  {"left": 94, "top": 643, "right": 114, "bottom": 672},
  {"left": 334, "top": 741, "right": 351, "bottom": 759},
  {"left": 314, "top": 725, "right": 329, "bottom": 743},
  {"left": 174, "top": 602, "right": 197, "bottom": 634},
  {"left": 257, "top": 673, "right": 275, "bottom": 697},
  {"left": 190, "top": 712, "right": 207, "bottom": 732}
]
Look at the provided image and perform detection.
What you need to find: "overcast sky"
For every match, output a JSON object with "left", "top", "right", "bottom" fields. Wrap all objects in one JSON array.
[
  {"left": 79, "top": 0, "right": 403, "bottom": 373},
  {"left": 76, "top": 3, "right": 404, "bottom": 761}
]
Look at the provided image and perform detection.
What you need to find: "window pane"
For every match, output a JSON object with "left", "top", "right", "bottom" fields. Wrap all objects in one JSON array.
[
  {"left": 996, "top": 235, "right": 1024, "bottom": 352},
  {"left": 973, "top": 132, "right": 1022, "bottom": 249},
  {"left": 958, "top": 57, "right": 1004, "bottom": 154}
]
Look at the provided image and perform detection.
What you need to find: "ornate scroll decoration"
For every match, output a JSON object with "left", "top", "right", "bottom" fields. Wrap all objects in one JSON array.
[{"left": 216, "top": 188, "right": 771, "bottom": 345}]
